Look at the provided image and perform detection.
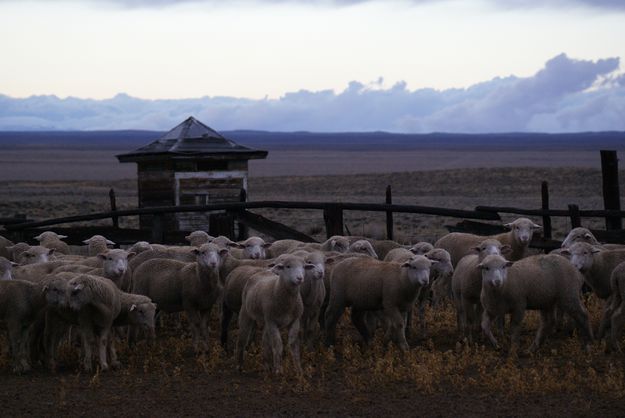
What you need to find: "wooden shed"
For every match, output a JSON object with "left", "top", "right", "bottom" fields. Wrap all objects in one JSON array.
[{"left": 117, "top": 116, "right": 267, "bottom": 233}]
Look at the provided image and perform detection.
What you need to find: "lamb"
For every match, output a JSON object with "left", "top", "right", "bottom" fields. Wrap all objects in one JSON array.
[
  {"left": 413, "top": 248, "right": 454, "bottom": 334},
  {"left": 451, "top": 239, "right": 509, "bottom": 341},
  {"left": 296, "top": 236, "right": 351, "bottom": 255},
  {"left": 603, "top": 262, "right": 625, "bottom": 352},
  {"left": 5, "top": 242, "right": 30, "bottom": 262},
  {"left": 116, "top": 292, "right": 157, "bottom": 346},
  {"left": 34, "top": 231, "right": 70, "bottom": 255},
  {"left": 66, "top": 274, "right": 122, "bottom": 371},
  {"left": 0, "top": 234, "right": 14, "bottom": 260},
  {"left": 82, "top": 235, "right": 115, "bottom": 256},
  {"left": 324, "top": 255, "right": 434, "bottom": 350},
  {"left": 384, "top": 248, "right": 415, "bottom": 263},
  {"left": 132, "top": 243, "right": 227, "bottom": 352},
  {"left": 368, "top": 239, "right": 403, "bottom": 260},
  {"left": 236, "top": 254, "right": 314, "bottom": 374},
  {"left": 435, "top": 217, "right": 541, "bottom": 267},
  {"left": 266, "top": 239, "right": 304, "bottom": 258},
  {"left": 17, "top": 245, "right": 55, "bottom": 265},
  {"left": 346, "top": 240, "right": 379, "bottom": 258},
  {"left": 127, "top": 241, "right": 153, "bottom": 254},
  {"left": 288, "top": 250, "right": 327, "bottom": 349},
  {"left": 561, "top": 242, "right": 625, "bottom": 340},
  {"left": 128, "top": 246, "right": 197, "bottom": 272},
  {"left": 228, "top": 236, "right": 271, "bottom": 260},
  {"left": 0, "top": 256, "right": 17, "bottom": 280},
  {"left": 185, "top": 231, "right": 214, "bottom": 247},
  {"left": 0, "top": 279, "right": 48, "bottom": 372},
  {"left": 560, "top": 227, "right": 625, "bottom": 251},
  {"left": 478, "top": 254, "right": 592, "bottom": 353},
  {"left": 51, "top": 249, "right": 135, "bottom": 291}
]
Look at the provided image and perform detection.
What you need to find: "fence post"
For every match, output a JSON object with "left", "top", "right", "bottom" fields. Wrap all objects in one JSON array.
[
  {"left": 568, "top": 204, "right": 581, "bottom": 229},
  {"left": 237, "top": 189, "right": 248, "bottom": 241},
  {"left": 151, "top": 214, "right": 165, "bottom": 244},
  {"left": 600, "top": 150, "right": 622, "bottom": 230},
  {"left": 109, "top": 188, "right": 119, "bottom": 229},
  {"left": 541, "top": 181, "right": 552, "bottom": 240},
  {"left": 324, "top": 204, "right": 344, "bottom": 239},
  {"left": 386, "top": 185, "right": 394, "bottom": 241}
]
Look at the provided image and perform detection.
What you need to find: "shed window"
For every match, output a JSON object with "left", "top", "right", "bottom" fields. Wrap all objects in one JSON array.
[{"left": 180, "top": 194, "right": 208, "bottom": 205}]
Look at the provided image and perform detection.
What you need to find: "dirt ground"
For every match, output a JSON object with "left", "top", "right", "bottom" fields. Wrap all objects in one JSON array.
[{"left": 1, "top": 164, "right": 625, "bottom": 416}]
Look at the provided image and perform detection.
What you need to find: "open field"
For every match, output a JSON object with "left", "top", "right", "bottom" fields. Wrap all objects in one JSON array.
[
  {"left": 1, "top": 153, "right": 625, "bottom": 416},
  {"left": 0, "top": 148, "right": 619, "bottom": 180}
]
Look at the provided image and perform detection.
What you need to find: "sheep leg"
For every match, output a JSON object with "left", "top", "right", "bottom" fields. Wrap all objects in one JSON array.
[
  {"left": 324, "top": 304, "right": 344, "bottom": 347},
  {"left": 261, "top": 328, "right": 273, "bottom": 372},
  {"left": 235, "top": 310, "right": 255, "bottom": 371},
  {"left": 564, "top": 301, "right": 593, "bottom": 350},
  {"left": 287, "top": 319, "right": 302, "bottom": 375},
  {"left": 220, "top": 303, "right": 234, "bottom": 350},
  {"left": 267, "top": 323, "right": 283, "bottom": 374},
  {"left": 404, "top": 307, "right": 413, "bottom": 340},
  {"left": 186, "top": 309, "right": 203, "bottom": 353},
  {"left": 8, "top": 320, "right": 30, "bottom": 373},
  {"left": 597, "top": 295, "right": 615, "bottom": 340},
  {"left": 97, "top": 330, "right": 110, "bottom": 371},
  {"left": 481, "top": 311, "right": 499, "bottom": 349},
  {"left": 108, "top": 333, "right": 120, "bottom": 369},
  {"left": 350, "top": 309, "right": 370, "bottom": 345},
  {"left": 418, "top": 300, "right": 427, "bottom": 338},
  {"left": 509, "top": 309, "right": 525, "bottom": 353},
  {"left": 385, "top": 308, "right": 409, "bottom": 351},
  {"left": 609, "top": 303, "right": 624, "bottom": 353},
  {"left": 80, "top": 328, "right": 94, "bottom": 372},
  {"left": 528, "top": 310, "right": 555, "bottom": 354},
  {"left": 199, "top": 310, "right": 211, "bottom": 352}
]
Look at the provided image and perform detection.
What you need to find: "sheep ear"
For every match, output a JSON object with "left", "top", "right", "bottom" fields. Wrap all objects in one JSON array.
[
  {"left": 127, "top": 251, "right": 136, "bottom": 260},
  {"left": 304, "top": 263, "right": 316, "bottom": 270},
  {"left": 471, "top": 246, "right": 481, "bottom": 254},
  {"left": 271, "top": 263, "right": 284, "bottom": 272},
  {"left": 74, "top": 283, "right": 84, "bottom": 291},
  {"left": 82, "top": 238, "right": 91, "bottom": 244},
  {"left": 219, "top": 248, "right": 229, "bottom": 257},
  {"left": 184, "top": 235, "right": 192, "bottom": 241},
  {"left": 47, "top": 248, "right": 56, "bottom": 255},
  {"left": 531, "top": 223, "right": 542, "bottom": 229},
  {"left": 583, "top": 233, "right": 594, "bottom": 240},
  {"left": 324, "top": 256, "right": 336, "bottom": 265},
  {"left": 560, "top": 249, "right": 571, "bottom": 257},
  {"left": 503, "top": 223, "right": 513, "bottom": 229},
  {"left": 477, "top": 263, "right": 485, "bottom": 270},
  {"left": 591, "top": 247, "right": 603, "bottom": 254},
  {"left": 34, "top": 233, "right": 44, "bottom": 241},
  {"left": 191, "top": 249, "right": 200, "bottom": 255},
  {"left": 400, "top": 261, "right": 411, "bottom": 268},
  {"left": 130, "top": 304, "right": 137, "bottom": 312},
  {"left": 505, "top": 261, "right": 514, "bottom": 268},
  {"left": 97, "top": 253, "right": 107, "bottom": 260},
  {"left": 106, "top": 239, "right": 115, "bottom": 245},
  {"left": 500, "top": 245, "right": 512, "bottom": 255},
  {"left": 57, "top": 235, "right": 68, "bottom": 240},
  {"left": 42, "top": 285, "right": 49, "bottom": 294},
  {"left": 262, "top": 243, "right": 272, "bottom": 249}
]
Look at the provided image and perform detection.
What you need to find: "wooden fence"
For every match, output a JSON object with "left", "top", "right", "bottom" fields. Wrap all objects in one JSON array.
[{"left": 1, "top": 150, "right": 623, "bottom": 250}]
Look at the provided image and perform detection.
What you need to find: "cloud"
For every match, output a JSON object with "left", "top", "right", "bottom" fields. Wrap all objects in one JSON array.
[
  {"left": 0, "top": 54, "right": 623, "bottom": 133},
  {"left": 3, "top": 0, "right": 624, "bottom": 10}
]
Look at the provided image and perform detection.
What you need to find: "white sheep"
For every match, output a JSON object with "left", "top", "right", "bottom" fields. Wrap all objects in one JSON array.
[
  {"left": 33, "top": 231, "right": 70, "bottom": 255},
  {"left": 5, "top": 242, "right": 30, "bottom": 262},
  {"left": 0, "top": 256, "right": 18, "bottom": 280},
  {"left": 324, "top": 255, "right": 434, "bottom": 350},
  {"left": 185, "top": 231, "right": 214, "bottom": 247},
  {"left": 603, "top": 262, "right": 625, "bottom": 352},
  {"left": 435, "top": 218, "right": 541, "bottom": 267},
  {"left": 82, "top": 235, "right": 115, "bottom": 256},
  {"left": 127, "top": 241, "right": 153, "bottom": 254},
  {"left": 236, "top": 254, "right": 313, "bottom": 374},
  {"left": 66, "top": 274, "right": 122, "bottom": 371},
  {"left": 451, "top": 238, "right": 509, "bottom": 341},
  {"left": 478, "top": 254, "right": 592, "bottom": 353},
  {"left": 17, "top": 245, "right": 55, "bottom": 265},
  {"left": 228, "top": 236, "right": 271, "bottom": 260},
  {"left": 132, "top": 243, "right": 227, "bottom": 352},
  {"left": 0, "top": 279, "right": 48, "bottom": 372},
  {"left": 0, "top": 234, "right": 14, "bottom": 260}
]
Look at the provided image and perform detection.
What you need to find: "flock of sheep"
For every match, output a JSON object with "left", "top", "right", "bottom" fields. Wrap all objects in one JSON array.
[{"left": 0, "top": 219, "right": 624, "bottom": 375}]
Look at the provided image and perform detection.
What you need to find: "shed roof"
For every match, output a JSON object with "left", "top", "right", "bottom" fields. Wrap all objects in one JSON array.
[{"left": 117, "top": 116, "right": 267, "bottom": 162}]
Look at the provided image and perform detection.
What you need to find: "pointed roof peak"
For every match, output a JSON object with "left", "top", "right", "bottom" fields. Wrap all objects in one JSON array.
[
  {"left": 117, "top": 116, "right": 268, "bottom": 162},
  {"left": 159, "top": 116, "right": 225, "bottom": 143}
]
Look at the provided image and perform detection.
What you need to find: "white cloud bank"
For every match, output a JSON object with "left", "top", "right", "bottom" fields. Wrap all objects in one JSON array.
[{"left": 0, "top": 53, "right": 623, "bottom": 133}]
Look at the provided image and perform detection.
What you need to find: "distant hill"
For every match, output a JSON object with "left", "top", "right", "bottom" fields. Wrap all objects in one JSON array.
[{"left": 0, "top": 130, "right": 623, "bottom": 151}]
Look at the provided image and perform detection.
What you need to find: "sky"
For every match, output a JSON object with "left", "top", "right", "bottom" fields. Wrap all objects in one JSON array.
[{"left": 0, "top": 0, "right": 624, "bottom": 132}]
